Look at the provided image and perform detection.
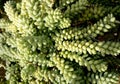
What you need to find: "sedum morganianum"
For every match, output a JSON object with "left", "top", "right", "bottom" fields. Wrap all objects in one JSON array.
[{"left": 0, "top": 0, "right": 120, "bottom": 84}]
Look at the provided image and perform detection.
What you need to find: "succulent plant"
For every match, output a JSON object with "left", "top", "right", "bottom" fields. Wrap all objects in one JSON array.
[{"left": 0, "top": 0, "right": 120, "bottom": 84}]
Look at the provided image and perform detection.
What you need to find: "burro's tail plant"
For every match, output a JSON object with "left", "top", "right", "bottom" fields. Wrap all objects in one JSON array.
[{"left": 0, "top": 0, "right": 120, "bottom": 84}]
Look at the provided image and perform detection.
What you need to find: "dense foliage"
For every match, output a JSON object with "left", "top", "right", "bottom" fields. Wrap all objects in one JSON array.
[{"left": 0, "top": 0, "right": 120, "bottom": 84}]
